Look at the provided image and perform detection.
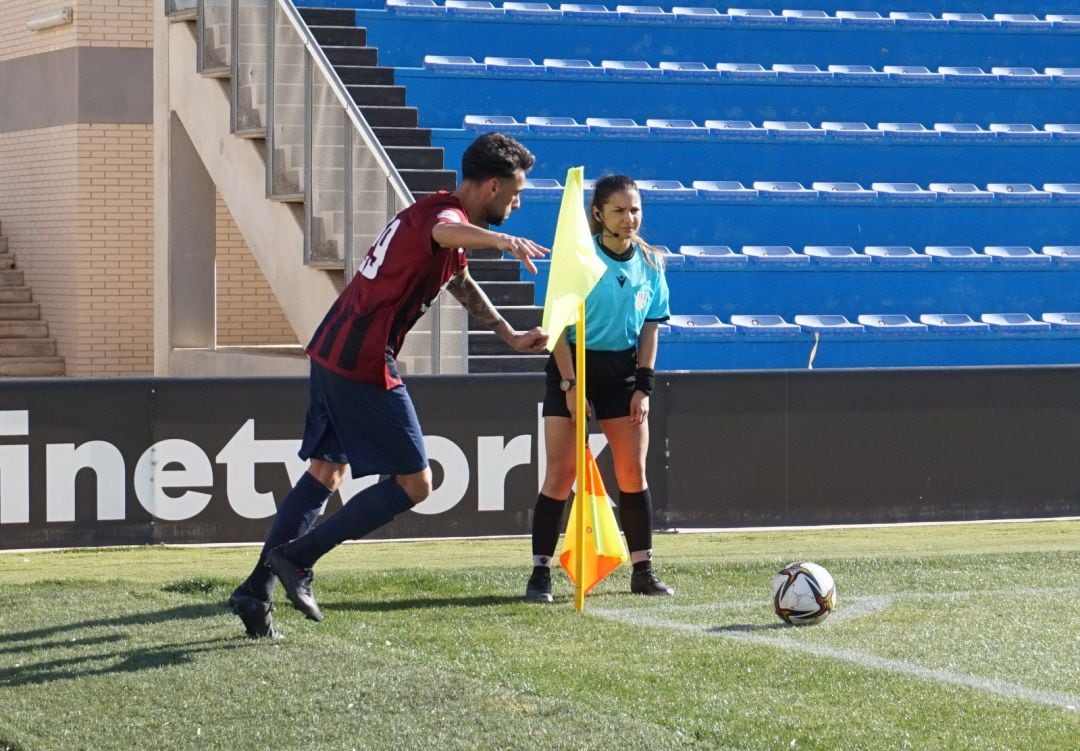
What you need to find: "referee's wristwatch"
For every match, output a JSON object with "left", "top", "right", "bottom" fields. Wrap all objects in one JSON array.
[{"left": 559, "top": 378, "right": 576, "bottom": 392}]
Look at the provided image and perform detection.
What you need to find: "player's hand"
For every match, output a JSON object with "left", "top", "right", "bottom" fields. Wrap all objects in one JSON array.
[
  {"left": 510, "top": 327, "right": 549, "bottom": 353},
  {"left": 497, "top": 235, "right": 549, "bottom": 275},
  {"left": 630, "top": 391, "right": 649, "bottom": 424}
]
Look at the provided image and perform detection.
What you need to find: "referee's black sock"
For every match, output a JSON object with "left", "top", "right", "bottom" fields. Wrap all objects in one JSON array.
[
  {"left": 531, "top": 493, "right": 567, "bottom": 567},
  {"left": 618, "top": 488, "right": 654, "bottom": 563}
]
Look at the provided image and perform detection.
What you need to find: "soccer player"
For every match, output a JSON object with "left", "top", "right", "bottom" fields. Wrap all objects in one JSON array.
[
  {"left": 525, "top": 174, "right": 673, "bottom": 603},
  {"left": 228, "top": 132, "right": 549, "bottom": 637}
]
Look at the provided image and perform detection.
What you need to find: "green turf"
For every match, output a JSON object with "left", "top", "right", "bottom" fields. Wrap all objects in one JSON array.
[{"left": 1, "top": 521, "right": 1077, "bottom": 750}]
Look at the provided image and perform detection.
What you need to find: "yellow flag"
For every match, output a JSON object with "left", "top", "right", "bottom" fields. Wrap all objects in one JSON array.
[
  {"left": 559, "top": 447, "right": 629, "bottom": 595},
  {"left": 540, "top": 167, "right": 607, "bottom": 351}
]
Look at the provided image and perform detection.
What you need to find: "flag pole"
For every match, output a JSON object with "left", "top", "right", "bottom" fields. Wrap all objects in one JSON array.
[{"left": 573, "top": 299, "right": 587, "bottom": 612}]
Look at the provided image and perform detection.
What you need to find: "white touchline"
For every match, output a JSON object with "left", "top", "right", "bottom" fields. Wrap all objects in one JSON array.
[{"left": 591, "top": 606, "right": 1080, "bottom": 712}]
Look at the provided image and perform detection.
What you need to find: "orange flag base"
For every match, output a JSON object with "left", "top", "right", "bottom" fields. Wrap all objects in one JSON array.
[{"left": 559, "top": 447, "right": 629, "bottom": 597}]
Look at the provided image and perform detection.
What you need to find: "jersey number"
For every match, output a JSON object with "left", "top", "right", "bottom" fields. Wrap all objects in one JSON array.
[{"left": 358, "top": 218, "right": 401, "bottom": 280}]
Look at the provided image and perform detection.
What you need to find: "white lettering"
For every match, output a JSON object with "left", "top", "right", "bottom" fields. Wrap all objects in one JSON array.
[
  {"left": 134, "top": 439, "right": 213, "bottom": 521},
  {"left": 45, "top": 442, "right": 125, "bottom": 522},
  {"left": 215, "top": 419, "right": 308, "bottom": 519},
  {"left": 0, "top": 445, "right": 29, "bottom": 524},
  {"left": 410, "top": 435, "right": 469, "bottom": 515},
  {"left": 477, "top": 435, "right": 532, "bottom": 511}
]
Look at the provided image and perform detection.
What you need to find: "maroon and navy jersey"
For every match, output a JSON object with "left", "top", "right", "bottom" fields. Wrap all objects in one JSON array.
[{"left": 306, "top": 192, "right": 469, "bottom": 388}]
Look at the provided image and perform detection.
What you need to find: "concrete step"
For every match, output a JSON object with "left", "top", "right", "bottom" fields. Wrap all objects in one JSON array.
[
  {"left": 347, "top": 84, "right": 407, "bottom": 107},
  {"left": 335, "top": 65, "right": 395, "bottom": 86},
  {"left": 468, "top": 258, "right": 521, "bottom": 282},
  {"left": 323, "top": 46, "right": 379, "bottom": 68},
  {"left": 468, "top": 305, "right": 543, "bottom": 330},
  {"left": 0, "top": 357, "right": 65, "bottom": 377},
  {"left": 0, "top": 338, "right": 56, "bottom": 357},
  {"left": 310, "top": 26, "right": 366, "bottom": 47},
  {"left": 0, "top": 321, "right": 47, "bottom": 338},
  {"left": 475, "top": 281, "right": 536, "bottom": 306},
  {"left": 0, "top": 236, "right": 8, "bottom": 253},
  {"left": 467, "top": 354, "right": 547, "bottom": 373},
  {"left": 0, "top": 303, "right": 40, "bottom": 321},
  {"left": 371, "top": 126, "right": 432, "bottom": 147},
  {"left": 299, "top": 7, "right": 358, "bottom": 27},
  {"left": 469, "top": 331, "right": 531, "bottom": 356},
  {"left": 0, "top": 251, "right": 15, "bottom": 269},
  {"left": 385, "top": 145, "right": 443, "bottom": 171},
  {"left": 0, "top": 270, "right": 25, "bottom": 286},
  {"left": 0, "top": 287, "right": 32, "bottom": 303}
]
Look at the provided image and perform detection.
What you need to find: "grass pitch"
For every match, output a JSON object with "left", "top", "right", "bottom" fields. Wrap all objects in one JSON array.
[{"left": 1, "top": 521, "right": 1078, "bottom": 750}]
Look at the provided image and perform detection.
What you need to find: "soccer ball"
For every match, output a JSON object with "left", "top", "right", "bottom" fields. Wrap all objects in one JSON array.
[{"left": 771, "top": 561, "right": 836, "bottom": 625}]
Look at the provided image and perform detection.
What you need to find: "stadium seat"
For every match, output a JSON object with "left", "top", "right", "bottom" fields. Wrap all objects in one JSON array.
[
  {"left": 521, "top": 178, "right": 563, "bottom": 196},
  {"left": 871, "top": 183, "right": 936, "bottom": 203},
  {"left": 637, "top": 180, "right": 697, "bottom": 199},
  {"left": 811, "top": 182, "right": 877, "bottom": 202},
  {"left": 666, "top": 314, "right": 735, "bottom": 335},
  {"left": 678, "top": 245, "right": 748, "bottom": 266},
  {"left": 828, "top": 65, "right": 886, "bottom": 82},
  {"left": 989, "top": 123, "right": 1053, "bottom": 141},
  {"left": 602, "top": 60, "right": 663, "bottom": 79},
  {"left": 704, "top": 120, "right": 767, "bottom": 140},
  {"left": 584, "top": 117, "right": 648, "bottom": 136},
  {"left": 981, "top": 313, "right": 1052, "bottom": 332},
  {"left": 889, "top": 11, "right": 939, "bottom": 27},
  {"left": 727, "top": 8, "right": 784, "bottom": 26},
  {"left": 771, "top": 64, "right": 832, "bottom": 82},
  {"left": 387, "top": 0, "right": 446, "bottom": 15},
  {"left": 781, "top": 9, "right": 837, "bottom": 27},
  {"left": 864, "top": 246, "right": 931, "bottom": 266},
  {"left": 692, "top": 180, "right": 758, "bottom": 200},
  {"left": 445, "top": 0, "right": 504, "bottom": 17},
  {"left": 645, "top": 118, "right": 709, "bottom": 137},
  {"left": 991, "top": 67, "right": 1050, "bottom": 84},
  {"left": 794, "top": 314, "right": 864, "bottom": 334},
  {"left": 1043, "top": 184, "right": 1080, "bottom": 203},
  {"left": 716, "top": 63, "right": 776, "bottom": 80},
  {"left": 994, "top": 13, "right": 1051, "bottom": 29},
  {"left": 884, "top": 65, "right": 944, "bottom": 82},
  {"left": 820, "top": 121, "right": 883, "bottom": 141},
  {"left": 752, "top": 181, "right": 818, "bottom": 201},
  {"left": 560, "top": 3, "right": 614, "bottom": 18},
  {"left": 1041, "top": 246, "right": 1080, "bottom": 263},
  {"left": 933, "top": 123, "right": 996, "bottom": 141},
  {"left": 659, "top": 61, "right": 717, "bottom": 80},
  {"left": 925, "top": 246, "right": 993, "bottom": 265},
  {"left": 941, "top": 12, "right": 998, "bottom": 28},
  {"left": 1041, "top": 312, "right": 1080, "bottom": 329},
  {"left": 762, "top": 121, "right": 824, "bottom": 141},
  {"left": 1046, "top": 123, "right": 1080, "bottom": 141},
  {"left": 983, "top": 246, "right": 1053, "bottom": 265},
  {"left": 670, "top": 6, "right": 729, "bottom": 25},
  {"left": 652, "top": 244, "right": 686, "bottom": 267},
  {"left": 617, "top": 5, "right": 673, "bottom": 22},
  {"left": 742, "top": 245, "right": 810, "bottom": 265},
  {"left": 1047, "top": 14, "right": 1080, "bottom": 28},
  {"left": 928, "top": 183, "right": 994, "bottom": 203},
  {"left": 938, "top": 66, "right": 998, "bottom": 83},
  {"left": 729, "top": 314, "right": 802, "bottom": 335},
  {"left": 986, "top": 183, "right": 1052, "bottom": 203},
  {"left": 835, "top": 10, "right": 891, "bottom": 27},
  {"left": 1045, "top": 68, "right": 1080, "bottom": 84},
  {"left": 803, "top": 245, "right": 872, "bottom": 264},
  {"left": 504, "top": 1, "right": 562, "bottom": 18},
  {"left": 920, "top": 314, "right": 991, "bottom": 333},
  {"left": 484, "top": 56, "right": 544, "bottom": 75},
  {"left": 463, "top": 114, "right": 529, "bottom": 134},
  {"left": 543, "top": 58, "right": 598, "bottom": 78},
  {"left": 423, "top": 55, "right": 486, "bottom": 73},
  {"left": 857, "top": 314, "right": 928, "bottom": 334},
  {"left": 525, "top": 115, "right": 589, "bottom": 134},
  {"left": 878, "top": 122, "right": 940, "bottom": 141}
]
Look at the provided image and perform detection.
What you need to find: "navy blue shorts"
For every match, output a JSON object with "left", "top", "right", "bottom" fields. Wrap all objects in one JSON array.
[{"left": 298, "top": 360, "right": 428, "bottom": 478}]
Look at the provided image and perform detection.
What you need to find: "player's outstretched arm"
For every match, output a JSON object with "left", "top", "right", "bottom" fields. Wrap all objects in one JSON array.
[
  {"left": 432, "top": 223, "right": 549, "bottom": 274},
  {"left": 446, "top": 269, "right": 549, "bottom": 353}
]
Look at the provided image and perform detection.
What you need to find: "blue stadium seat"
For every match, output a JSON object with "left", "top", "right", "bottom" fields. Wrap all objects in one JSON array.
[
  {"left": 678, "top": 245, "right": 748, "bottom": 266},
  {"left": 986, "top": 183, "right": 1052, "bottom": 203},
  {"left": 387, "top": 0, "right": 446, "bottom": 16},
  {"left": 771, "top": 64, "right": 833, "bottom": 82},
  {"left": 983, "top": 246, "right": 1053, "bottom": 265},
  {"left": 584, "top": 117, "right": 648, "bottom": 136},
  {"left": 1046, "top": 124, "right": 1080, "bottom": 141},
  {"left": 424, "top": 55, "right": 485, "bottom": 73},
  {"left": 827, "top": 65, "right": 886, "bottom": 82},
  {"left": 820, "top": 121, "right": 882, "bottom": 141},
  {"left": 543, "top": 58, "right": 598, "bottom": 78},
  {"left": 925, "top": 245, "right": 993, "bottom": 265},
  {"left": 938, "top": 66, "right": 998, "bottom": 84},
  {"left": 727, "top": 8, "right": 784, "bottom": 26},
  {"left": 617, "top": 5, "right": 673, "bottom": 23},
  {"left": 1042, "top": 246, "right": 1080, "bottom": 264},
  {"left": 560, "top": 3, "right": 614, "bottom": 19},
  {"left": 645, "top": 118, "right": 709, "bottom": 138},
  {"left": 504, "top": 1, "right": 562, "bottom": 18},
  {"left": 994, "top": 13, "right": 1052, "bottom": 30},
  {"left": 1047, "top": 15, "right": 1080, "bottom": 30},
  {"left": 484, "top": 56, "right": 545, "bottom": 75},
  {"left": 692, "top": 180, "right": 758, "bottom": 200},
  {"left": 670, "top": 6, "right": 729, "bottom": 25},
  {"left": 525, "top": 115, "right": 589, "bottom": 134},
  {"left": 602, "top": 60, "right": 663, "bottom": 79},
  {"left": 981, "top": 313, "right": 1052, "bottom": 332},
  {"left": 991, "top": 67, "right": 1050, "bottom": 85},
  {"left": 920, "top": 314, "right": 991, "bottom": 333},
  {"left": 704, "top": 120, "right": 767, "bottom": 140},
  {"left": 835, "top": 10, "right": 891, "bottom": 27},
  {"left": 884, "top": 65, "right": 944, "bottom": 83},
  {"left": 445, "top": 0, "right": 504, "bottom": 17},
  {"left": 941, "top": 12, "right": 998, "bottom": 28},
  {"left": 730, "top": 314, "right": 802, "bottom": 335},
  {"left": 762, "top": 121, "right": 824, "bottom": 141},
  {"left": 795, "top": 314, "right": 865, "bottom": 333},
  {"left": 1042, "top": 312, "right": 1080, "bottom": 330},
  {"left": 521, "top": 178, "right": 563, "bottom": 197},
  {"left": 659, "top": 61, "right": 717, "bottom": 80},
  {"left": 928, "top": 183, "right": 994, "bottom": 203},
  {"left": 1045, "top": 68, "right": 1080, "bottom": 84},
  {"left": 716, "top": 63, "right": 776, "bottom": 80},
  {"left": 811, "top": 182, "right": 877, "bottom": 203},
  {"left": 878, "top": 122, "right": 941, "bottom": 141},
  {"left": 989, "top": 123, "right": 1053, "bottom": 142},
  {"left": 857, "top": 314, "right": 928, "bottom": 334},
  {"left": 803, "top": 245, "right": 872, "bottom": 265},
  {"left": 781, "top": 9, "right": 838, "bottom": 27},
  {"left": 871, "top": 183, "right": 936, "bottom": 203},
  {"left": 652, "top": 244, "right": 686, "bottom": 267},
  {"left": 464, "top": 114, "right": 529, "bottom": 134},
  {"left": 667, "top": 314, "right": 735, "bottom": 335},
  {"left": 889, "top": 11, "right": 939, "bottom": 27},
  {"left": 934, "top": 123, "right": 996, "bottom": 141},
  {"left": 752, "top": 181, "right": 818, "bottom": 201},
  {"left": 864, "top": 246, "right": 931, "bottom": 266},
  {"left": 637, "top": 180, "right": 697, "bottom": 199},
  {"left": 742, "top": 245, "right": 810, "bottom": 265},
  {"left": 1043, "top": 184, "right": 1080, "bottom": 203}
]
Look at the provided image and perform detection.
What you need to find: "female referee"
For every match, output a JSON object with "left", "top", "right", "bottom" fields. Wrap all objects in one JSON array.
[{"left": 525, "top": 174, "right": 673, "bottom": 602}]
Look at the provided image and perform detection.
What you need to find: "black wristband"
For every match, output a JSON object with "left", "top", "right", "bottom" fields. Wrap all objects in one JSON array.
[{"left": 634, "top": 367, "right": 655, "bottom": 395}]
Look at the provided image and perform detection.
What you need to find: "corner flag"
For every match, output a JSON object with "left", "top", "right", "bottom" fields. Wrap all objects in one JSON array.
[
  {"left": 540, "top": 167, "right": 606, "bottom": 351},
  {"left": 559, "top": 447, "right": 630, "bottom": 596}
]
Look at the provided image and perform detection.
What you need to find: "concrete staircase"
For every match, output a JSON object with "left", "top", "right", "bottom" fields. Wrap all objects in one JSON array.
[{"left": 0, "top": 221, "right": 65, "bottom": 376}]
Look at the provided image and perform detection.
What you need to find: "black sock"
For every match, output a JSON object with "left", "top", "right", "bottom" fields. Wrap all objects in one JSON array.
[
  {"left": 531, "top": 493, "right": 567, "bottom": 567},
  {"left": 618, "top": 488, "right": 653, "bottom": 557}
]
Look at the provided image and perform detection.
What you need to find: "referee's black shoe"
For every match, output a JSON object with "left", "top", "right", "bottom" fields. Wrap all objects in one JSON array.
[
  {"left": 227, "top": 588, "right": 282, "bottom": 639},
  {"left": 266, "top": 546, "right": 323, "bottom": 622},
  {"left": 524, "top": 566, "right": 554, "bottom": 603},
  {"left": 630, "top": 566, "right": 675, "bottom": 596}
]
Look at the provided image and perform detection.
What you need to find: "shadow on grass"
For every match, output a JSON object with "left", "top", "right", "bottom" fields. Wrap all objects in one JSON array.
[
  {"left": 326, "top": 594, "right": 523, "bottom": 613},
  {"left": 706, "top": 622, "right": 789, "bottom": 634}
]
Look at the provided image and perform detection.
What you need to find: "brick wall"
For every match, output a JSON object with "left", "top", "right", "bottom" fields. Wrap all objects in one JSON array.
[{"left": 0, "top": 0, "right": 151, "bottom": 63}]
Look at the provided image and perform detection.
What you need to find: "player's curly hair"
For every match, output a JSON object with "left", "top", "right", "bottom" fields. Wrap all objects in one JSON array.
[
  {"left": 460, "top": 132, "right": 536, "bottom": 182},
  {"left": 588, "top": 174, "right": 663, "bottom": 269}
]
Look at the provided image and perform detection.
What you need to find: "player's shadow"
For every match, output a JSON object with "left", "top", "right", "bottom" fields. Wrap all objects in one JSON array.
[
  {"left": 327, "top": 594, "right": 522, "bottom": 613},
  {"left": 706, "top": 622, "right": 789, "bottom": 634}
]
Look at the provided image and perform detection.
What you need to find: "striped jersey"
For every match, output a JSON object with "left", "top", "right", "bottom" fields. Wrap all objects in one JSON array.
[
  {"left": 567, "top": 238, "right": 671, "bottom": 351},
  {"left": 306, "top": 192, "right": 469, "bottom": 388}
]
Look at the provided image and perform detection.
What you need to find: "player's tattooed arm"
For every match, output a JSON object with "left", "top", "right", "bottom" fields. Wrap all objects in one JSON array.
[{"left": 447, "top": 269, "right": 548, "bottom": 352}]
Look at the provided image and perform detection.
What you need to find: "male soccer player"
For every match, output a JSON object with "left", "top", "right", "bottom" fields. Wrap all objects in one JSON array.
[{"left": 228, "top": 132, "right": 548, "bottom": 637}]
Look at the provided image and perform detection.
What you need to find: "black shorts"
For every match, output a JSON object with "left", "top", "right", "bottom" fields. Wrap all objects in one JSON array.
[{"left": 542, "top": 348, "right": 637, "bottom": 420}]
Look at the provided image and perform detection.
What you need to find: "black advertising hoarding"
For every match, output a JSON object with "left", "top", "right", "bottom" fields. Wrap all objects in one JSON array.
[{"left": 1, "top": 368, "right": 1078, "bottom": 550}]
